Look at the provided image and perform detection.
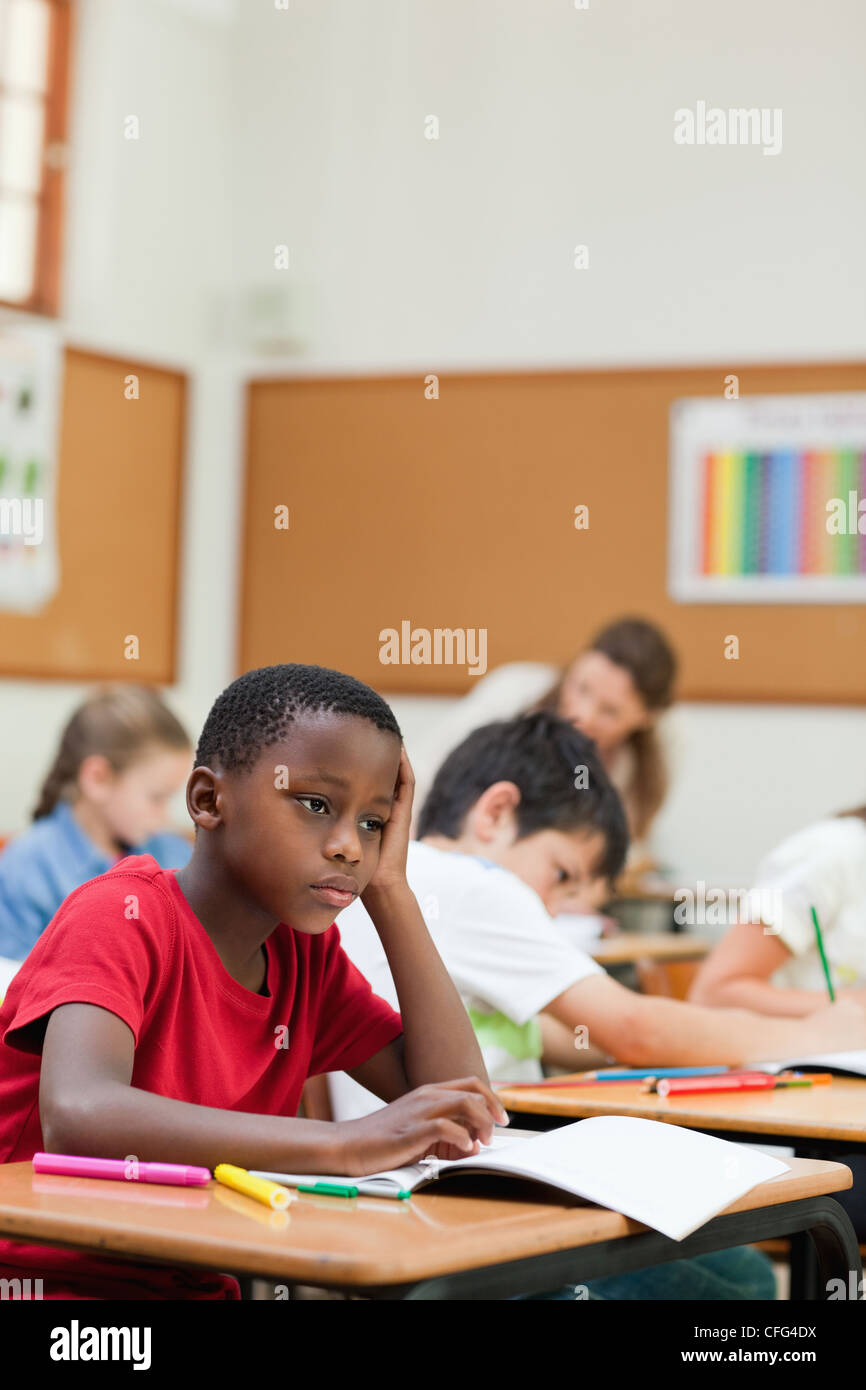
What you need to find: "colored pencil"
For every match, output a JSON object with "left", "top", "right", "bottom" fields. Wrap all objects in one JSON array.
[{"left": 811, "top": 904, "right": 835, "bottom": 1001}]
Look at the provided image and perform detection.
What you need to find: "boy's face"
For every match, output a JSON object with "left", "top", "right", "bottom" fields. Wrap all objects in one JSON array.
[
  {"left": 492, "top": 827, "right": 611, "bottom": 916},
  {"left": 213, "top": 714, "right": 401, "bottom": 932}
]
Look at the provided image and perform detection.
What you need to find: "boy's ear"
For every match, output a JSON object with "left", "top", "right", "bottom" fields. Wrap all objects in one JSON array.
[
  {"left": 185, "top": 766, "right": 224, "bottom": 830},
  {"left": 468, "top": 780, "right": 522, "bottom": 843}
]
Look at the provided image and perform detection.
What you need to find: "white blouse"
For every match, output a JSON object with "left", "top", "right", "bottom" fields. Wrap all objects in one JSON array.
[{"left": 751, "top": 816, "right": 866, "bottom": 994}]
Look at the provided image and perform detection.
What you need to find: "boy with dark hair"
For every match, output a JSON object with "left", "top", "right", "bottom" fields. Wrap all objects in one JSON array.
[
  {"left": 0, "top": 664, "right": 504, "bottom": 1299},
  {"left": 334, "top": 710, "right": 866, "bottom": 1098},
  {"left": 331, "top": 710, "right": 866, "bottom": 1300}
]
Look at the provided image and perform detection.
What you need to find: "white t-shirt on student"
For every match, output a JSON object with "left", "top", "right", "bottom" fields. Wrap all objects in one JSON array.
[
  {"left": 328, "top": 840, "right": 604, "bottom": 1122},
  {"left": 751, "top": 816, "right": 866, "bottom": 993}
]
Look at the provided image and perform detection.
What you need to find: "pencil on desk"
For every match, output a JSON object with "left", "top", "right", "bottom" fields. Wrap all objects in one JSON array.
[
  {"left": 657, "top": 1074, "right": 778, "bottom": 1098},
  {"left": 496, "top": 1075, "right": 606, "bottom": 1090},
  {"left": 811, "top": 905, "right": 835, "bottom": 1001},
  {"left": 497, "top": 1066, "right": 730, "bottom": 1089}
]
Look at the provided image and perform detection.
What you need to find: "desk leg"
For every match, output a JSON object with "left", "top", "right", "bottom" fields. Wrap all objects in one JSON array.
[
  {"left": 789, "top": 1231, "right": 819, "bottom": 1300},
  {"left": 789, "top": 1198, "right": 863, "bottom": 1301}
]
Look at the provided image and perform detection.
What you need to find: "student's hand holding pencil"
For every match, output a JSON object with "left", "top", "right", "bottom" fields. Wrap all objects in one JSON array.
[{"left": 801, "top": 997, "right": 866, "bottom": 1052}]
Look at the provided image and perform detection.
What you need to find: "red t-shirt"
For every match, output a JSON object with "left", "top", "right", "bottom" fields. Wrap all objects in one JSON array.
[{"left": 0, "top": 854, "right": 403, "bottom": 1299}]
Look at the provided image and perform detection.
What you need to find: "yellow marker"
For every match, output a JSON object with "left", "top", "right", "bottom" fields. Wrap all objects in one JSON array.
[
  {"left": 212, "top": 1182, "right": 291, "bottom": 1231},
  {"left": 214, "top": 1163, "right": 291, "bottom": 1211}
]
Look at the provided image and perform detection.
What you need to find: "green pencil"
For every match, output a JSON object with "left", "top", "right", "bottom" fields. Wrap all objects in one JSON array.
[{"left": 811, "top": 905, "right": 835, "bottom": 1001}]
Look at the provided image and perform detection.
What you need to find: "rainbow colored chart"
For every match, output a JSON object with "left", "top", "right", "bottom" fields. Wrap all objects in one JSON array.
[
  {"left": 700, "top": 449, "right": 866, "bottom": 576},
  {"left": 669, "top": 395, "right": 866, "bottom": 603}
]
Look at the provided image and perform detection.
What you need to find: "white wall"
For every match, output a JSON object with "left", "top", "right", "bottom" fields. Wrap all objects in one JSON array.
[
  {"left": 0, "top": 0, "right": 864, "bottom": 887},
  {"left": 0, "top": 0, "right": 241, "bottom": 829},
  {"left": 228, "top": 0, "right": 866, "bottom": 370},
  {"left": 226, "top": 0, "right": 866, "bottom": 882},
  {"left": 650, "top": 704, "right": 866, "bottom": 887}
]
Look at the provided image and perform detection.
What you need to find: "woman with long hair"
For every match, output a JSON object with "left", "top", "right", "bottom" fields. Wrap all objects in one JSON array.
[{"left": 410, "top": 616, "right": 678, "bottom": 870}]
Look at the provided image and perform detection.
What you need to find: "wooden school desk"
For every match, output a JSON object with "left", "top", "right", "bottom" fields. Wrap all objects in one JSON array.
[
  {"left": 590, "top": 932, "right": 712, "bottom": 967},
  {"left": 497, "top": 1075, "right": 866, "bottom": 1299},
  {"left": 496, "top": 1075, "right": 866, "bottom": 1155},
  {"left": 0, "top": 1156, "right": 858, "bottom": 1300}
]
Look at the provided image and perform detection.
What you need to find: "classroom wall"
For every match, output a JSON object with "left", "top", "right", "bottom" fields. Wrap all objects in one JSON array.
[
  {"left": 0, "top": 0, "right": 243, "bottom": 830},
  {"left": 228, "top": 0, "right": 866, "bottom": 370},
  {"left": 0, "top": 0, "right": 864, "bottom": 889},
  {"left": 227, "top": 0, "right": 866, "bottom": 882},
  {"left": 389, "top": 696, "right": 866, "bottom": 890}
]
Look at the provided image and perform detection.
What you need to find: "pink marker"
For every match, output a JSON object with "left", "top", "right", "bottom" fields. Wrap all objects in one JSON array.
[{"left": 32, "top": 1153, "right": 211, "bottom": 1186}]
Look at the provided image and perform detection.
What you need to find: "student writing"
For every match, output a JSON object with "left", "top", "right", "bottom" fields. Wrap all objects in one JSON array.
[
  {"left": 333, "top": 713, "right": 866, "bottom": 1101},
  {"left": 688, "top": 805, "right": 866, "bottom": 1242},
  {"left": 336, "top": 711, "right": 866, "bottom": 1300},
  {"left": 689, "top": 807, "right": 866, "bottom": 1017}
]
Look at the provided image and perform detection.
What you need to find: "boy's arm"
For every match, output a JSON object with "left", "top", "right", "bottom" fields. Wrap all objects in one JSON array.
[
  {"left": 40, "top": 1002, "right": 505, "bottom": 1176},
  {"left": 349, "top": 882, "right": 490, "bottom": 1100},
  {"left": 538, "top": 1011, "right": 612, "bottom": 1071},
  {"left": 348, "top": 747, "right": 490, "bottom": 1101},
  {"left": 545, "top": 972, "right": 866, "bottom": 1066},
  {"left": 688, "top": 920, "right": 841, "bottom": 1017},
  {"left": 40, "top": 1003, "right": 344, "bottom": 1172}
]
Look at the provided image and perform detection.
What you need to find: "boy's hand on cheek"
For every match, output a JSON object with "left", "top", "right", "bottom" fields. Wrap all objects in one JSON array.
[
  {"left": 333, "top": 1077, "right": 509, "bottom": 1177},
  {"left": 362, "top": 746, "right": 415, "bottom": 899}
]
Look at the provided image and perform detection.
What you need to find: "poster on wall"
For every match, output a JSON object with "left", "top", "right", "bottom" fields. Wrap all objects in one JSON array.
[
  {"left": 0, "top": 317, "right": 62, "bottom": 613},
  {"left": 668, "top": 393, "right": 866, "bottom": 603}
]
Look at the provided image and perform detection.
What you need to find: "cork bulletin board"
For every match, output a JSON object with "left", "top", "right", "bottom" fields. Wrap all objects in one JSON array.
[
  {"left": 0, "top": 346, "right": 186, "bottom": 683},
  {"left": 241, "top": 363, "right": 866, "bottom": 703}
]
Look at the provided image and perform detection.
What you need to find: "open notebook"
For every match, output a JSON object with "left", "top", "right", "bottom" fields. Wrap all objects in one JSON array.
[
  {"left": 252, "top": 1115, "right": 788, "bottom": 1242},
  {"left": 758, "top": 1050, "right": 866, "bottom": 1078}
]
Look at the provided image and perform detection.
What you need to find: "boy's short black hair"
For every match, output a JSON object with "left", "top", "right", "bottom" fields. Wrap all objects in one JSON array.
[
  {"left": 195, "top": 664, "right": 401, "bottom": 774},
  {"left": 417, "top": 711, "right": 628, "bottom": 882}
]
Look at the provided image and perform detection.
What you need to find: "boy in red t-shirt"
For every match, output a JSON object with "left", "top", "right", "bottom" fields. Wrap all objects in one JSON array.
[{"left": 0, "top": 664, "right": 505, "bottom": 1298}]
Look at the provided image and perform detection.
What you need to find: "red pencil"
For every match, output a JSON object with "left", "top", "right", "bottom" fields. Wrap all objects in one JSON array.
[{"left": 657, "top": 1073, "right": 777, "bottom": 1098}]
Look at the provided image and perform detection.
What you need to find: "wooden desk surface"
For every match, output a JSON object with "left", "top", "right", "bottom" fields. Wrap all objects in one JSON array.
[
  {"left": 591, "top": 932, "right": 712, "bottom": 965},
  {"left": 498, "top": 1075, "right": 866, "bottom": 1144},
  {"left": 0, "top": 1158, "right": 851, "bottom": 1288}
]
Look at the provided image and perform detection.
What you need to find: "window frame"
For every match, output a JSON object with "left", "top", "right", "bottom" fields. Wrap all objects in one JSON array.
[{"left": 0, "top": 0, "right": 73, "bottom": 317}]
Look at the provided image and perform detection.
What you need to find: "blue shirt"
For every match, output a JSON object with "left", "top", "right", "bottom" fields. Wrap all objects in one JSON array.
[{"left": 0, "top": 802, "right": 192, "bottom": 960}]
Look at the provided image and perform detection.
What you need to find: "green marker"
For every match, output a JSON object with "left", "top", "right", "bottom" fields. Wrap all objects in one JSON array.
[
  {"left": 811, "top": 905, "right": 835, "bottom": 1001},
  {"left": 298, "top": 1180, "right": 411, "bottom": 1201},
  {"left": 298, "top": 1181, "right": 358, "bottom": 1197}
]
